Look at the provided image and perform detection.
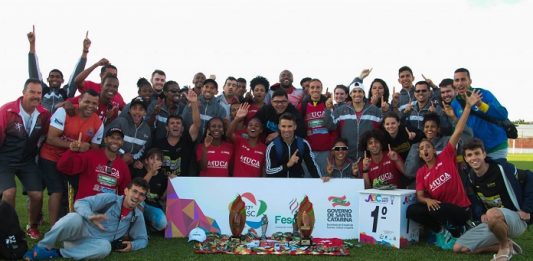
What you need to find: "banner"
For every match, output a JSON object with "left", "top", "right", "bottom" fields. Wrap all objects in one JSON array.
[{"left": 165, "top": 177, "right": 364, "bottom": 239}]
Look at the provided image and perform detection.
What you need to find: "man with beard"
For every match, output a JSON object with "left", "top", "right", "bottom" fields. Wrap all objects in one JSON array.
[
  {"left": 39, "top": 89, "right": 104, "bottom": 225},
  {"left": 216, "top": 77, "right": 239, "bottom": 120},
  {"left": 255, "top": 89, "right": 306, "bottom": 143},
  {"left": 152, "top": 90, "right": 200, "bottom": 177},
  {"left": 147, "top": 81, "right": 188, "bottom": 141},
  {"left": 106, "top": 97, "right": 152, "bottom": 171},
  {"left": 69, "top": 76, "right": 121, "bottom": 125},
  {"left": 267, "top": 70, "right": 304, "bottom": 107},
  {"left": 27, "top": 26, "right": 89, "bottom": 112},
  {"left": 150, "top": 69, "right": 166, "bottom": 99},
  {"left": 451, "top": 68, "right": 510, "bottom": 160},
  {"left": 24, "top": 178, "right": 149, "bottom": 260},
  {"left": 57, "top": 128, "right": 131, "bottom": 201},
  {"left": 0, "top": 79, "right": 51, "bottom": 239},
  {"left": 439, "top": 78, "right": 458, "bottom": 122}
]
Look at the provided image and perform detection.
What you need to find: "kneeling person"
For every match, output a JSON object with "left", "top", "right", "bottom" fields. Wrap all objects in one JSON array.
[{"left": 25, "top": 178, "right": 149, "bottom": 260}]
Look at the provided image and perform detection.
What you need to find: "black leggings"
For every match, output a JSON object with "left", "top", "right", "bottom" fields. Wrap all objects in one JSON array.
[{"left": 406, "top": 202, "right": 470, "bottom": 237}]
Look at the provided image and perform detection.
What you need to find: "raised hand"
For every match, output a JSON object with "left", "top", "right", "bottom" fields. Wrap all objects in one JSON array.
[
  {"left": 467, "top": 90, "right": 482, "bottom": 107},
  {"left": 325, "top": 87, "right": 332, "bottom": 99},
  {"left": 359, "top": 68, "right": 373, "bottom": 79},
  {"left": 186, "top": 89, "right": 198, "bottom": 103},
  {"left": 83, "top": 31, "right": 91, "bottom": 51},
  {"left": 235, "top": 103, "right": 250, "bottom": 120},
  {"left": 441, "top": 101, "right": 456, "bottom": 120},
  {"left": 106, "top": 104, "right": 119, "bottom": 120},
  {"left": 326, "top": 157, "right": 334, "bottom": 175},
  {"left": 204, "top": 130, "right": 213, "bottom": 148},
  {"left": 391, "top": 86, "right": 400, "bottom": 106},
  {"left": 387, "top": 144, "right": 399, "bottom": 161},
  {"left": 27, "top": 25, "right": 36, "bottom": 45},
  {"left": 325, "top": 97, "right": 334, "bottom": 110},
  {"left": 287, "top": 149, "right": 300, "bottom": 167},
  {"left": 381, "top": 96, "right": 390, "bottom": 111},
  {"left": 421, "top": 74, "right": 435, "bottom": 88},
  {"left": 96, "top": 58, "right": 110, "bottom": 67},
  {"left": 370, "top": 95, "right": 379, "bottom": 106},
  {"left": 352, "top": 157, "right": 361, "bottom": 176},
  {"left": 405, "top": 127, "right": 416, "bottom": 140},
  {"left": 362, "top": 151, "right": 371, "bottom": 171},
  {"left": 403, "top": 99, "right": 413, "bottom": 113},
  {"left": 428, "top": 100, "right": 436, "bottom": 113}
]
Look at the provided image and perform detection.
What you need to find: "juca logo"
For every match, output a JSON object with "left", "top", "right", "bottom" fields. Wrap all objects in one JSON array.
[{"left": 328, "top": 195, "right": 350, "bottom": 207}]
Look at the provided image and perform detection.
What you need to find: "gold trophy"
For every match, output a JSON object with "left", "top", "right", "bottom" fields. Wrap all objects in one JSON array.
[
  {"left": 296, "top": 196, "right": 315, "bottom": 246},
  {"left": 229, "top": 195, "right": 246, "bottom": 243}
]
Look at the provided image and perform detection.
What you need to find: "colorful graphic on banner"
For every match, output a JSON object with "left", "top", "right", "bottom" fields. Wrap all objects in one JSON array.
[{"left": 165, "top": 177, "right": 364, "bottom": 239}]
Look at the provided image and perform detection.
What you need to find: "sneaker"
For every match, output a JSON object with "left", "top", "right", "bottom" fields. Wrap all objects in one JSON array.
[
  {"left": 434, "top": 229, "right": 457, "bottom": 250},
  {"left": 26, "top": 225, "right": 41, "bottom": 240},
  {"left": 32, "top": 245, "right": 61, "bottom": 260}
]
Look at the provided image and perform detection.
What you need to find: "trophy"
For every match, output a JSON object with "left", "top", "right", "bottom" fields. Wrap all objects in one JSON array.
[
  {"left": 296, "top": 196, "right": 315, "bottom": 246},
  {"left": 260, "top": 214, "right": 268, "bottom": 240},
  {"left": 229, "top": 195, "right": 246, "bottom": 243}
]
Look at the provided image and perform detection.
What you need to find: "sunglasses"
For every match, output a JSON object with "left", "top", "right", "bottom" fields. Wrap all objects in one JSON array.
[
  {"left": 415, "top": 89, "right": 428, "bottom": 93},
  {"left": 332, "top": 146, "right": 349, "bottom": 151}
]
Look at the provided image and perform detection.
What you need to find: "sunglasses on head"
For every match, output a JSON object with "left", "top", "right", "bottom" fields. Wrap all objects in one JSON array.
[{"left": 332, "top": 146, "right": 349, "bottom": 151}]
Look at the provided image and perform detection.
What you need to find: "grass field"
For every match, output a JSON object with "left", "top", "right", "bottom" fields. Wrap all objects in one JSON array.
[{"left": 13, "top": 155, "right": 533, "bottom": 260}]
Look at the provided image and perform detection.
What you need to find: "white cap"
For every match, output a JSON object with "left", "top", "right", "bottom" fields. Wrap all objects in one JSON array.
[
  {"left": 350, "top": 82, "right": 365, "bottom": 93},
  {"left": 188, "top": 227, "right": 207, "bottom": 242}
]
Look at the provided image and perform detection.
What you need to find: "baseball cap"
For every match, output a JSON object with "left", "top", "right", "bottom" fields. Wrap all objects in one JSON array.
[
  {"left": 188, "top": 227, "right": 207, "bottom": 242},
  {"left": 130, "top": 96, "right": 147, "bottom": 111},
  {"left": 106, "top": 127, "right": 124, "bottom": 138}
]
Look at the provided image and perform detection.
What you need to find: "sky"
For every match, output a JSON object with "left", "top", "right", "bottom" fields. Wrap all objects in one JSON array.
[{"left": 1, "top": 0, "right": 532, "bottom": 120}]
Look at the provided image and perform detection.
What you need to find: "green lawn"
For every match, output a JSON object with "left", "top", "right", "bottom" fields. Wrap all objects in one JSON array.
[{"left": 13, "top": 157, "right": 533, "bottom": 260}]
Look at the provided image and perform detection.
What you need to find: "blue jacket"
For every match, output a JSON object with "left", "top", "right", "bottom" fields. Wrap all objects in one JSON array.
[{"left": 451, "top": 87, "right": 508, "bottom": 153}]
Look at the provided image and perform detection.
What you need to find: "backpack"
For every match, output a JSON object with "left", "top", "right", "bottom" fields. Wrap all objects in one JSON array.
[
  {"left": 0, "top": 201, "right": 28, "bottom": 260},
  {"left": 273, "top": 136, "right": 306, "bottom": 162}
]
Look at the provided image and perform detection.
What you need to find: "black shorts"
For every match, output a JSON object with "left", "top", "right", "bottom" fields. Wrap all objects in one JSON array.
[
  {"left": 39, "top": 158, "right": 65, "bottom": 194},
  {"left": 0, "top": 161, "right": 43, "bottom": 192}
]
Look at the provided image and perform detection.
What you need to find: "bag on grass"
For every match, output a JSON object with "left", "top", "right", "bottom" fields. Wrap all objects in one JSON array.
[{"left": 0, "top": 201, "right": 28, "bottom": 260}]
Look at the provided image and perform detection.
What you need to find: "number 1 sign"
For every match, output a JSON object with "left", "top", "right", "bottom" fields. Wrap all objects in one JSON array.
[{"left": 358, "top": 189, "right": 420, "bottom": 248}]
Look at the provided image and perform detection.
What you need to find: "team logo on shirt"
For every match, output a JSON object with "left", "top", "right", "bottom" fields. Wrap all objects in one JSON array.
[
  {"left": 239, "top": 155, "right": 260, "bottom": 168},
  {"left": 207, "top": 160, "right": 228, "bottom": 169},
  {"left": 429, "top": 172, "right": 451, "bottom": 191}
]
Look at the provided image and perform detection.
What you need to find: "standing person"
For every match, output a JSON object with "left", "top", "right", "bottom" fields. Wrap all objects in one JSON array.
[
  {"left": 39, "top": 89, "right": 103, "bottom": 225},
  {"left": 57, "top": 128, "right": 131, "bottom": 201},
  {"left": 298, "top": 79, "right": 336, "bottom": 171},
  {"left": 0, "top": 79, "right": 51, "bottom": 239},
  {"left": 191, "top": 72, "right": 206, "bottom": 96},
  {"left": 265, "top": 113, "right": 321, "bottom": 178},
  {"left": 182, "top": 79, "right": 227, "bottom": 139},
  {"left": 23, "top": 178, "right": 149, "bottom": 260},
  {"left": 359, "top": 129, "right": 406, "bottom": 189},
  {"left": 152, "top": 90, "right": 201, "bottom": 177},
  {"left": 27, "top": 26, "right": 88, "bottom": 112},
  {"left": 131, "top": 148, "right": 167, "bottom": 232},
  {"left": 245, "top": 76, "right": 269, "bottom": 123},
  {"left": 268, "top": 70, "right": 304, "bottom": 107},
  {"left": 451, "top": 68, "right": 510, "bottom": 160},
  {"left": 150, "top": 69, "right": 166, "bottom": 98},
  {"left": 196, "top": 117, "right": 234, "bottom": 177},
  {"left": 406, "top": 91, "right": 479, "bottom": 250},
  {"left": 227, "top": 103, "right": 266, "bottom": 177},
  {"left": 147, "top": 81, "right": 188, "bottom": 142},
  {"left": 367, "top": 78, "right": 391, "bottom": 112},
  {"left": 393, "top": 66, "right": 416, "bottom": 110},
  {"left": 255, "top": 89, "right": 306, "bottom": 143},
  {"left": 106, "top": 97, "right": 152, "bottom": 171},
  {"left": 333, "top": 85, "right": 350, "bottom": 106},
  {"left": 380, "top": 111, "right": 423, "bottom": 160},
  {"left": 217, "top": 77, "right": 239, "bottom": 120},
  {"left": 454, "top": 138, "right": 532, "bottom": 259},
  {"left": 321, "top": 138, "right": 360, "bottom": 181},
  {"left": 323, "top": 84, "right": 382, "bottom": 161}
]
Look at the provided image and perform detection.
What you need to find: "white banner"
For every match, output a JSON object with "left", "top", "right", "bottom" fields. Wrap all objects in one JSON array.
[{"left": 166, "top": 177, "right": 364, "bottom": 239}]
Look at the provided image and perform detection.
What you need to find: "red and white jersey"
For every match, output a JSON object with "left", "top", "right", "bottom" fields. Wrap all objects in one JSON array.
[
  {"left": 232, "top": 136, "right": 266, "bottom": 177},
  {"left": 416, "top": 143, "right": 471, "bottom": 208},
  {"left": 196, "top": 141, "right": 234, "bottom": 177},
  {"left": 366, "top": 153, "right": 403, "bottom": 188}
]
